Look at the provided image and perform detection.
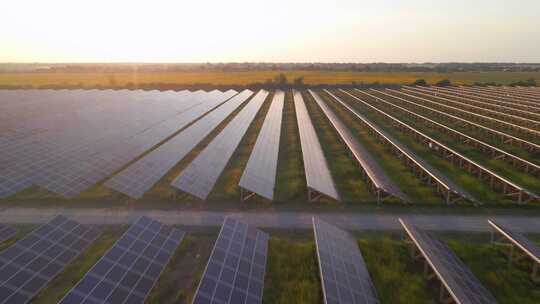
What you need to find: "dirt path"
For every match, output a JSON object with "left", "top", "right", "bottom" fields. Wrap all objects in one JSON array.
[{"left": 1, "top": 207, "right": 539, "bottom": 233}]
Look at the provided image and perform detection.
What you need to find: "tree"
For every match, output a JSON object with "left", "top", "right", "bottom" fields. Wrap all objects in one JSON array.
[
  {"left": 412, "top": 79, "right": 427, "bottom": 86},
  {"left": 293, "top": 76, "right": 305, "bottom": 87},
  {"left": 274, "top": 73, "right": 288, "bottom": 86},
  {"left": 435, "top": 79, "right": 451, "bottom": 87}
]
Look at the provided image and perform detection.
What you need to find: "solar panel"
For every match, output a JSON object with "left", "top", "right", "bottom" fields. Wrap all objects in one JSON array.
[
  {"left": 336, "top": 89, "right": 479, "bottom": 205},
  {"left": 34, "top": 91, "right": 230, "bottom": 198},
  {"left": 0, "top": 224, "right": 17, "bottom": 244},
  {"left": 1, "top": 90, "right": 179, "bottom": 198},
  {"left": 399, "top": 218, "right": 497, "bottom": 304},
  {"left": 238, "top": 90, "right": 284, "bottom": 200},
  {"left": 105, "top": 90, "right": 250, "bottom": 199},
  {"left": 171, "top": 90, "right": 268, "bottom": 200},
  {"left": 488, "top": 220, "right": 540, "bottom": 264},
  {"left": 310, "top": 90, "right": 410, "bottom": 204},
  {"left": 0, "top": 215, "right": 100, "bottom": 304},
  {"left": 59, "top": 216, "right": 185, "bottom": 304},
  {"left": 313, "top": 217, "right": 380, "bottom": 304},
  {"left": 192, "top": 217, "right": 269, "bottom": 304},
  {"left": 293, "top": 90, "right": 339, "bottom": 201}
]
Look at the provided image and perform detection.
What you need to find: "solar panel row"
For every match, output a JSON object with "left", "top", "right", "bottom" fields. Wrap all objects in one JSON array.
[
  {"left": 401, "top": 87, "right": 540, "bottom": 131},
  {"left": 1, "top": 90, "right": 195, "bottom": 198},
  {"left": 313, "top": 217, "right": 379, "bottom": 304},
  {"left": 60, "top": 216, "right": 185, "bottom": 304},
  {"left": 35, "top": 90, "right": 232, "bottom": 198},
  {"left": 488, "top": 220, "right": 540, "bottom": 264},
  {"left": 0, "top": 224, "right": 16, "bottom": 244},
  {"left": 372, "top": 89, "right": 540, "bottom": 154},
  {"left": 192, "top": 217, "right": 269, "bottom": 304},
  {"left": 171, "top": 90, "right": 268, "bottom": 200},
  {"left": 105, "top": 90, "right": 250, "bottom": 199},
  {"left": 238, "top": 90, "right": 284, "bottom": 201},
  {"left": 0, "top": 90, "right": 235, "bottom": 199},
  {"left": 0, "top": 215, "right": 100, "bottom": 304},
  {"left": 400, "top": 219, "right": 497, "bottom": 304},
  {"left": 460, "top": 86, "right": 540, "bottom": 107},
  {"left": 293, "top": 90, "right": 339, "bottom": 201},
  {"left": 411, "top": 86, "right": 540, "bottom": 122},
  {"left": 389, "top": 89, "right": 540, "bottom": 140},
  {"left": 354, "top": 89, "right": 540, "bottom": 178},
  {"left": 361, "top": 90, "right": 539, "bottom": 204},
  {"left": 310, "top": 90, "right": 409, "bottom": 204},
  {"left": 437, "top": 86, "right": 540, "bottom": 113},
  {"left": 336, "top": 89, "right": 480, "bottom": 204}
]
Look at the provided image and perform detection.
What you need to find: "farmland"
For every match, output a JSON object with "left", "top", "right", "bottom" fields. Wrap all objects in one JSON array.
[{"left": 0, "top": 71, "right": 539, "bottom": 88}]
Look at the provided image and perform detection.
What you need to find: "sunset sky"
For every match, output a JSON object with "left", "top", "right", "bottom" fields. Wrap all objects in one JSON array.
[{"left": 1, "top": 0, "right": 539, "bottom": 63}]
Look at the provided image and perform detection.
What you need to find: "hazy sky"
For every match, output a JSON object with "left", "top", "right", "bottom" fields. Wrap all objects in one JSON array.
[{"left": 1, "top": 0, "right": 539, "bottom": 63}]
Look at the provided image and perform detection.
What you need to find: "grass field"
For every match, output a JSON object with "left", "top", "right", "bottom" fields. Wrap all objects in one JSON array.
[{"left": 0, "top": 71, "right": 539, "bottom": 87}]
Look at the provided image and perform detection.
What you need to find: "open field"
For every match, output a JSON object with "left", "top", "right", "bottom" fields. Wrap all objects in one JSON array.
[
  {"left": 1, "top": 225, "right": 537, "bottom": 303},
  {"left": 0, "top": 71, "right": 539, "bottom": 87}
]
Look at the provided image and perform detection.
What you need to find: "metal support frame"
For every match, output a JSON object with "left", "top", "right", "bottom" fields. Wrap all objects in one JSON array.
[
  {"left": 490, "top": 226, "right": 540, "bottom": 282},
  {"left": 240, "top": 187, "right": 257, "bottom": 201},
  {"left": 403, "top": 233, "right": 456, "bottom": 304}
]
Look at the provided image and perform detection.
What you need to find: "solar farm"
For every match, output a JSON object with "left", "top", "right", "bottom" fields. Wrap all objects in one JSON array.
[
  {"left": 0, "top": 86, "right": 540, "bottom": 303},
  {"left": 1, "top": 86, "right": 540, "bottom": 205}
]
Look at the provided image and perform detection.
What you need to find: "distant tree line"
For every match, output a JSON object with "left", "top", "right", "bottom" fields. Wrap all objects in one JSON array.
[{"left": 2, "top": 62, "right": 540, "bottom": 73}]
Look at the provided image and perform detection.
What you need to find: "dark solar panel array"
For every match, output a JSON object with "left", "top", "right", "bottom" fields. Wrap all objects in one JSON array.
[
  {"left": 293, "top": 90, "right": 339, "bottom": 201},
  {"left": 238, "top": 90, "right": 284, "bottom": 200},
  {"left": 105, "top": 90, "right": 247, "bottom": 199},
  {"left": 171, "top": 90, "right": 267, "bottom": 200},
  {"left": 192, "top": 217, "right": 269, "bottom": 304},
  {"left": 0, "top": 90, "right": 226, "bottom": 199},
  {"left": 400, "top": 219, "right": 497, "bottom": 304},
  {"left": 313, "top": 217, "right": 379, "bottom": 304},
  {"left": 0, "top": 224, "right": 17, "bottom": 244},
  {"left": 59, "top": 216, "right": 185, "bottom": 304},
  {"left": 0, "top": 215, "right": 100, "bottom": 304},
  {"left": 311, "top": 90, "right": 409, "bottom": 204},
  {"left": 488, "top": 220, "right": 540, "bottom": 264}
]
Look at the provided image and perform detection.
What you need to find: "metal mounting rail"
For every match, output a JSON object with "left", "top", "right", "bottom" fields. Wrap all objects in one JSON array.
[
  {"left": 488, "top": 219, "right": 540, "bottom": 281},
  {"left": 408, "top": 86, "right": 540, "bottom": 121},
  {"left": 357, "top": 89, "right": 540, "bottom": 178},
  {"left": 341, "top": 90, "right": 540, "bottom": 205},
  {"left": 335, "top": 89, "right": 479, "bottom": 205},
  {"left": 374, "top": 89, "right": 540, "bottom": 154},
  {"left": 401, "top": 87, "right": 540, "bottom": 132}
]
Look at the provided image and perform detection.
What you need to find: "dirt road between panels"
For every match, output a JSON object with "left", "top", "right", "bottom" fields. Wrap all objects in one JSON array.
[{"left": 0, "top": 207, "right": 539, "bottom": 233}]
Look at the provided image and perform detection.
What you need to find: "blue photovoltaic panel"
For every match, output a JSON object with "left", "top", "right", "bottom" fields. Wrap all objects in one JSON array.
[
  {"left": 0, "top": 224, "right": 17, "bottom": 244},
  {"left": 104, "top": 90, "right": 247, "bottom": 199},
  {"left": 192, "top": 217, "right": 269, "bottom": 304},
  {"left": 400, "top": 219, "right": 497, "bottom": 304},
  {"left": 293, "top": 90, "right": 339, "bottom": 201},
  {"left": 0, "top": 215, "right": 100, "bottom": 304},
  {"left": 171, "top": 90, "right": 267, "bottom": 200},
  {"left": 238, "top": 90, "right": 284, "bottom": 200},
  {"left": 59, "top": 216, "right": 185, "bottom": 304},
  {"left": 313, "top": 217, "right": 379, "bottom": 304}
]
